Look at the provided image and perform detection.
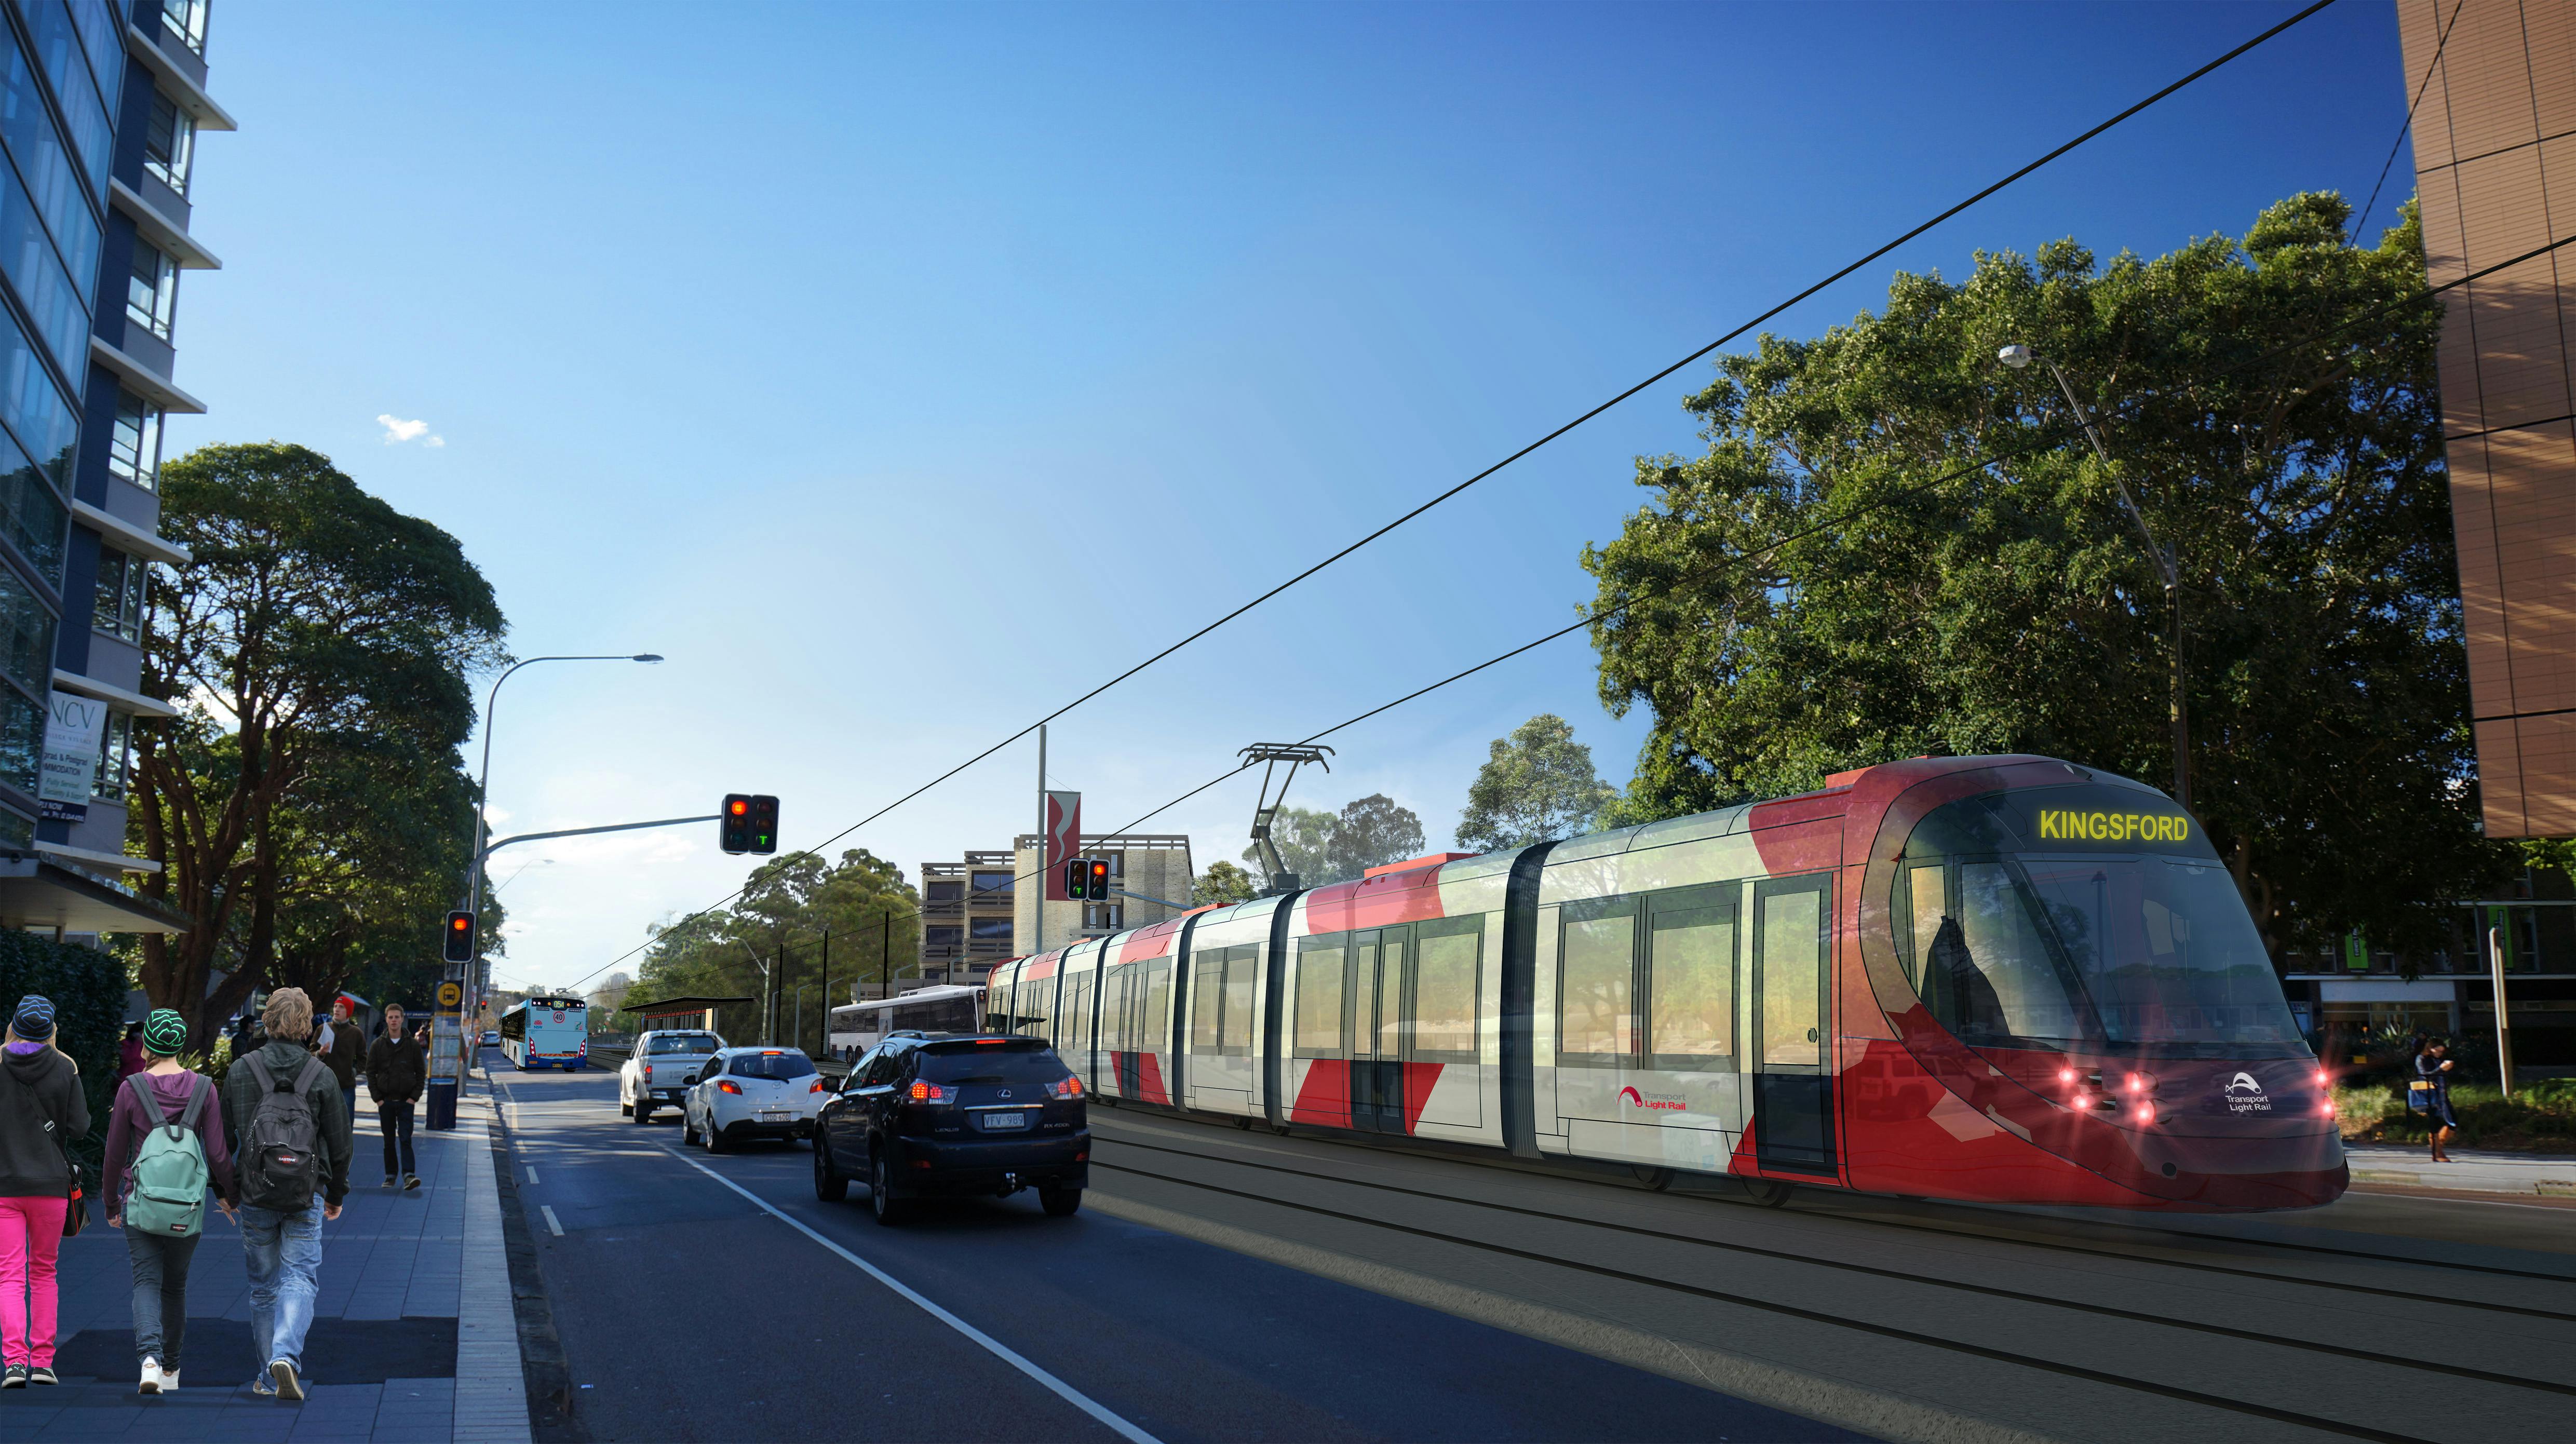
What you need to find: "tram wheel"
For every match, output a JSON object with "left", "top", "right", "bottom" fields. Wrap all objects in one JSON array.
[
  {"left": 1631, "top": 1166, "right": 1675, "bottom": 1192},
  {"left": 1745, "top": 1179, "right": 1796, "bottom": 1208}
]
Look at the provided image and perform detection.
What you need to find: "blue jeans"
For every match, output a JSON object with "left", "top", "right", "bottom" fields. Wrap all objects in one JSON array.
[{"left": 240, "top": 1199, "right": 323, "bottom": 1372}]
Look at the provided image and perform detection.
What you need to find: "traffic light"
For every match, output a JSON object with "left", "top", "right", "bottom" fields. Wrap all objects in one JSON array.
[
  {"left": 747, "top": 794, "right": 779, "bottom": 854},
  {"left": 1064, "top": 858, "right": 1111, "bottom": 900},
  {"left": 443, "top": 910, "right": 475, "bottom": 963},
  {"left": 719, "top": 794, "right": 780, "bottom": 855},
  {"left": 1088, "top": 858, "right": 1110, "bottom": 901}
]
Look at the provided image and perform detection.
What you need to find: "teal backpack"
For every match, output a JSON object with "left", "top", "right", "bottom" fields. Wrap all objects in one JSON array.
[{"left": 122, "top": 1073, "right": 212, "bottom": 1238}]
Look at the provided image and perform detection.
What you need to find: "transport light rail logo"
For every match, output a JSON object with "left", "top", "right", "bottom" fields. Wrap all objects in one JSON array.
[
  {"left": 2035, "top": 808, "right": 2190, "bottom": 844},
  {"left": 1619, "top": 1086, "right": 1687, "bottom": 1112},
  {"left": 2219, "top": 1072, "right": 2272, "bottom": 1114}
]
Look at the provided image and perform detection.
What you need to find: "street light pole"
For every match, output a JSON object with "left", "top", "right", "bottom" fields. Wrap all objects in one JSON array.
[
  {"left": 1998, "top": 346, "right": 2190, "bottom": 809},
  {"left": 464, "top": 653, "right": 663, "bottom": 1043}
]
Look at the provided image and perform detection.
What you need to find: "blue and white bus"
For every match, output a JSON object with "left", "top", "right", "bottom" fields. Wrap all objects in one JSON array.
[{"left": 499, "top": 996, "right": 589, "bottom": 1070}]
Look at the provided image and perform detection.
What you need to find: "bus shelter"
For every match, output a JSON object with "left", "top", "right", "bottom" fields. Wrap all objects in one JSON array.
[{"left": 621, "top": 995, "right": 753, "bottom": 1038}]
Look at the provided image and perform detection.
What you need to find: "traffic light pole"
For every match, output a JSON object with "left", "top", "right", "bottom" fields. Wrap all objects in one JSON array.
[{"left": 478, "top": 814, "right": 722, "bottom": 862}]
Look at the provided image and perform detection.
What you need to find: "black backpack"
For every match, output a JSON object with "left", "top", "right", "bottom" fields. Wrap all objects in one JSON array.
[{"left": 241, "top": 1054, "right": 327, "bottom": 1211}]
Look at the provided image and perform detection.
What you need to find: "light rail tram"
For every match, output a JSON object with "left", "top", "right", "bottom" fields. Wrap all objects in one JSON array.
[{"left": 983, "top": 755, "right": 2345, "bottom": 1210}]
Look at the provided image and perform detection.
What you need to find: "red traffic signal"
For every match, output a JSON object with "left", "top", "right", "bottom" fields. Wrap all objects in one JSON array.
[
  {"left": 1087, "top": 859, "right": 1109, "bottom": 899},
  {"left": 718, "top": 794, "right": 779, "bottom": 855},
  {"left": 443, "top": 910, "right": 475, "bottom": 963}
]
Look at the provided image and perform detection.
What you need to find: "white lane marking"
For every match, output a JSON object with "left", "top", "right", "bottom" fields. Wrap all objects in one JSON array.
[
  {"left": 540, "top": 1205, "right": 564, "bottom": 1236},
  {"left": 662, "top": 1146, "right": 1161, "bottom": 1444},
  {"left": 525, "top": 1166, "right": 540, "bottom": 1185}
]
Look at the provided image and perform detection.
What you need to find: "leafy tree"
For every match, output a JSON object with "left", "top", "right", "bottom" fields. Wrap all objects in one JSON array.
[
  {"left": 133, "top": 444, "right": 506, "bottom": 1047},
  {"left": 1582, "top": 195, "right": 2504, "bottom": 955},
  {"left": 1242, "top": 806, "right": 1334, "bottom": 889},
  {"left": 1194, "top": 860, "right": 1257, "bottom": 906},
  {"left": 1242, "top": 796, "right": 1428, "bottom": 886},
  {"left": 630, "top": 847, "right": 920, "bottom": 1051},
  {"left": 1457, "top": 714, "right": 1618, "bottom": 851},
  {"left": 1327, "top": 793, "right": 1426, "bottom": 878}
]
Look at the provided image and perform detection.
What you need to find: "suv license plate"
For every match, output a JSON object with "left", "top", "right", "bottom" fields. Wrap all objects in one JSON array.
[{"left": 981, "top": 1112, "right": 1028, "bottom": 1130}]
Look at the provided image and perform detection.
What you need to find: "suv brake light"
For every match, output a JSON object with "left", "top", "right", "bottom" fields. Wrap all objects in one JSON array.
[
  {"left": 1049, "top": 1075, "right": 1082, "bottom": 1100},
  {"left": 908, "top": 1081, "right": 950, "bottom": 1103}
]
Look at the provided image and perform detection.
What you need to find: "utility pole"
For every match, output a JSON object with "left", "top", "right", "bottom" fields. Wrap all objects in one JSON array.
[
  {"left": 818, "top": 928, "right": 830, "bottom": 1057},
  {"left": 880, "top": 908, "right": 890, "bottom": 1005},
  {"left": 1037, "top": 723, "right": 1046, "bottom": 963},
  {"left": 2491, "top": 922, "right": 2517, "bottom": 1098}
]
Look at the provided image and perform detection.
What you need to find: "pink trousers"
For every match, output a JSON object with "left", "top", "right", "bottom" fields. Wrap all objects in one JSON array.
[{"left": 0, "top": 1195, "right": 66, "bottom": 1367}]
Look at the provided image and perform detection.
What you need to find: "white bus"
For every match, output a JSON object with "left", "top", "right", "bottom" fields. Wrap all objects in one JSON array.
[
  {"left": 500, "top": 995, "right": 590, "bottom": 1070},
  {"left": 825, "top": 984, "right": 984, "bottom": 1061}
]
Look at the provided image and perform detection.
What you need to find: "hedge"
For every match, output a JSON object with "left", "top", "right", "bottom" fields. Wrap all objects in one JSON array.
[{"left": 0, "top": 932, "right": 129, "bottom": 1166}]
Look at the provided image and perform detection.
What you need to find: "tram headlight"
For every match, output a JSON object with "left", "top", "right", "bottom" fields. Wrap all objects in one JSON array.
[
  {"left": 2125, "top": 1072, "right": 2157, "bottom": 1095},
  {"left": 2133, "top": 1105, "right": 2154, "bottom": 1125},
  {"left": 2058, "top": 1068, "right": 2078, "bottom": 1086}
]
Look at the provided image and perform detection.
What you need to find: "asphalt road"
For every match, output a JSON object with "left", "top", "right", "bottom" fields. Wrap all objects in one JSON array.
[{"left": 489, "top": 1063, "right": 1859, "bottom": 1443}]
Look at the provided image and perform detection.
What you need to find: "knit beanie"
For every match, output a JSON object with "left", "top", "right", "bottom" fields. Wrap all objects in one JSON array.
[
  {"left": 11, "top": 995, "right": 53, "bottom": 1040},
  {"left": 141, "top": 1009, "right": 187, "bottom": 1057}
]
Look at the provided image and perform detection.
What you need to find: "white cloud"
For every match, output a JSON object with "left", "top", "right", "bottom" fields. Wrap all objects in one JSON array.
[{"left": 377, "top": 413, "right": 443, "bottom": 446}]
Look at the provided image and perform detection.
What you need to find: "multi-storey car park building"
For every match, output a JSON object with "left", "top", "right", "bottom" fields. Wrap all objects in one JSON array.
[{"left": 0, "top": 0, "right": 222, "bottom": 938}]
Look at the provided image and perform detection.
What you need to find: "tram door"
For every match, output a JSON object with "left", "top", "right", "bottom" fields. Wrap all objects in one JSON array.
[
  {"left": 1750, "top": 875, "right": 1836, "bottom": 1173},
  {"left": 1347, "top": 926, "right": 1410, "bottom": 1132}
]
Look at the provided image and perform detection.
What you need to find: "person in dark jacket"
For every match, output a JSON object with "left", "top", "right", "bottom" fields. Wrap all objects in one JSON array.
[
  {"left": 104, "top": 1009, "right": 236, "bottom": 1394},
  {"left": 0, "top": 995, "right": 88, "bottom": 1386},
  {"left": 363, "top": 1005, "right": 427, "bottom": 1190},
  {"left": 115, "top": 1022, "right": 145, "bottom": 1083},
  {"left": 2414, "top": 1037, "right": 2460, "bottom": 1163},
  {"left": 313, "top": 998, "right": 363, "bottom": 1129},
  {"left": 220, "top": 988, "right": 348, "bottom": 1402}
]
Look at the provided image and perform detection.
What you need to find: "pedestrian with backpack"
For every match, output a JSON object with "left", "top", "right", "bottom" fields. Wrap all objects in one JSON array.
[
  {"left": 220, "top": 988, "right": 350, "bottom": 1402},
  {"left": 0, "top": 995, "right": 87, "bottom": 1387},
  {"left": 104, "top": 1009, "right": 236, "bottom": 1395}
]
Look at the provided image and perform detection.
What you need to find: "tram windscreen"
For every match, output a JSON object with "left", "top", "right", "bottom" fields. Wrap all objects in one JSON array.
[{"left": 1901, "top": 786, "right": 2303, "bottom": 1055}]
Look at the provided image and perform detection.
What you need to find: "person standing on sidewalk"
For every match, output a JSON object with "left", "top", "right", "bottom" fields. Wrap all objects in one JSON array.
[
  {"left": 313, "top": 997, "right": 363, "bottom": 1127},
  {"left": 0, "top": 996, "right": 87, "bottom": 1387},
  {"left": 364, "top": 1004, "right": 425, "bottom": 1190},
  {"left": 2415, "top": 1036, "right": 2461, "bottom": 1163},
  {"left": 104, "top": 1009, "right": 236, "bottom": 1395},
  {"left": 222, "top": 988, "right": 349, "bottom": 1403},
  {"left": 115, "top": 1022, "right": 145, "bottom": 1083}
]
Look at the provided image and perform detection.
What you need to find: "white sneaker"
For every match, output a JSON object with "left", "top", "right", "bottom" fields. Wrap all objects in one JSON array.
[
  {"left": 269, "top": 1357, "right": 302, "bottom": 1401},
  {"left": 159, "top": 1367, "right": 178, "bottom": 1392},
  {"left": 138, "top": 1357, "right": 160, "bottom": 1395}
]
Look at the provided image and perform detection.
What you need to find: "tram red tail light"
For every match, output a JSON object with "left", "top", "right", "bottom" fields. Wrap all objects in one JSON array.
[{"left": 2315, "top": 1069, "right": 2331, "bottom": 1088}]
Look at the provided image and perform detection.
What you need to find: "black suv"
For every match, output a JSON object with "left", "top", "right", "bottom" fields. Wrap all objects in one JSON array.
[{"left": 814, "top": 1034, "right": 1088, "bottom": 1223}]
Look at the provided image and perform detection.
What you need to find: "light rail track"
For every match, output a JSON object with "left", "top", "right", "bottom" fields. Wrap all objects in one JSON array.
[{"left": 1088, "top": 1112, "right": 2572, "bottom": 1444}]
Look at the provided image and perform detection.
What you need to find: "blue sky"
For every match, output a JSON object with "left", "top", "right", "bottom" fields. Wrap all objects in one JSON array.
[{"left": 170, "top": 1, "right": 2412, "bottom": 993}]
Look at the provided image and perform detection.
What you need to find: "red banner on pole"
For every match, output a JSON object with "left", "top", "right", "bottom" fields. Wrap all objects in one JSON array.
[{"left": 1043, "top": 790, "right": 1082, "bottom": 900}]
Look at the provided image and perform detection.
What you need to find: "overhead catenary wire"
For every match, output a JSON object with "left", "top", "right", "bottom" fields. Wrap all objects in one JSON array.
[
  {"left": 565, "top": 220, "right": 2576, "bottom": 1004},
  {"left": 2355, "top": 0, "right": 2465, "bottom": 239},
  {"left": 555, "top": 2, "right": 2346, "bottom": 995}
]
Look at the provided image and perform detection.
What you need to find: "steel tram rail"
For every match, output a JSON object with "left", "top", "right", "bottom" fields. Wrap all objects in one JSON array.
[{"left": 1087, "top": 1128, "right": 2576, "bottom": 1399}]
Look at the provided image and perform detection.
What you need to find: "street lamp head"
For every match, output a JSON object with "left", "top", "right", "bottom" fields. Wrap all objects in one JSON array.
[
  {"left": 1996, "top": 344, "right": 2034, "bottom": 370},
  {"left": 631, "top": 654, "right": 664, "bottom": 664}
]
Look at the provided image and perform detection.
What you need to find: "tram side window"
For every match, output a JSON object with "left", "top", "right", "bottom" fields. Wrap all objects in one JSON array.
[
  {"left": 1559, "top": 903, "right": 1637, "bottom": 1063},
  {"left": 1648, "top": 900, "right": 1734, "bottom": 1067},
  {"left": 1411, "top": 921, "right": 1480, "bottom": 1062},
  {"left": 1221, "top": 947, "right": 1258, "bottom": 1057},
  {"left": 1101, "top": 964, "right": 1132, "bottom": 1051},
  {"left": 1191, "top": 948, "right": 1225, "bottom": 1052},
  {"left": 1137, "top": 960, "right": 1171, "bottom": 1052},
  {"left": 1295, "top": 935, "right": 1346, "bottom": 1058}
]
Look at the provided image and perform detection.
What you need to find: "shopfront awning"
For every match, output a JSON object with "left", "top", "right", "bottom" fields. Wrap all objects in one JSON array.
[{"left": 0, "top": 855, "right": 191, "bottom": 934}]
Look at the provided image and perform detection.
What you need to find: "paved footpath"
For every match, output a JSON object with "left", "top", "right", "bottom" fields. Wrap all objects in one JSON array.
[
  {"left": 0, "top": 1069, "right": 531, "bottom": 1444},
  {"left": 2345, "top": 1142, "right": 2576, "bottom": 1198}
]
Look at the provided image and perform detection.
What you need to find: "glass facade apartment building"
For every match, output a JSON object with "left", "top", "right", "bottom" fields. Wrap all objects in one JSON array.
[{"left": 0, "top": 0, "right": 219, "bottom": 934}]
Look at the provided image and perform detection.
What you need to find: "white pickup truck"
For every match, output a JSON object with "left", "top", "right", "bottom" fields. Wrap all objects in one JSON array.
[{"left": 621, "top": 1029, "right": 726, "bottom": 1124}]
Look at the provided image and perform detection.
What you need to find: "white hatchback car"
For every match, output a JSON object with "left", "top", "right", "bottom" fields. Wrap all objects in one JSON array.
[{"left": 682, "top": 1046, "right": 828, "bottom": 1152}]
